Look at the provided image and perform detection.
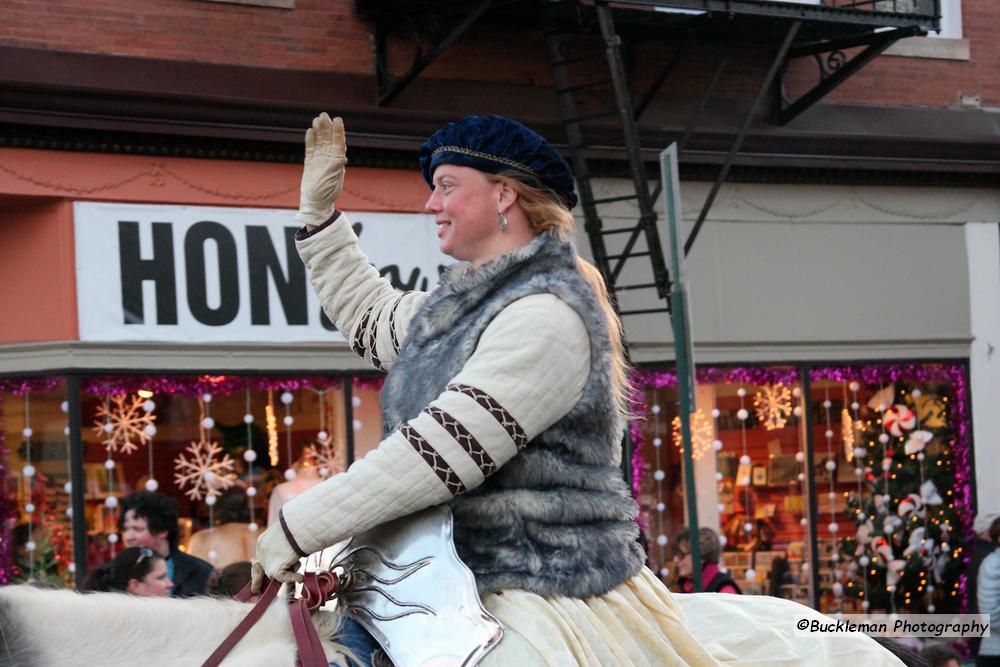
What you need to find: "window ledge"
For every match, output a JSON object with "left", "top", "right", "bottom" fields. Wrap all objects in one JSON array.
[{"left": 884, "top": 36, "right": 969, "bottom": 61}]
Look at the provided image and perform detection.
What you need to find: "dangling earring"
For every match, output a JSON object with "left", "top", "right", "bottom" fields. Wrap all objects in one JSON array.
[{"left": 498, "top": 210, "right": 508, "bottom": 231}]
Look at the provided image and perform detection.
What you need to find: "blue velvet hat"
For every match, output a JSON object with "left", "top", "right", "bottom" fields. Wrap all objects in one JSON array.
[{"left": 419, "top": 115, "right": 578, "bottom": 210}]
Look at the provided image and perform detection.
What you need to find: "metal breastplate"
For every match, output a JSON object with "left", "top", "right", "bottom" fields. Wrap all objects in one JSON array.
[{"left": 327, "top": 506, "right": 503, "bottom": 667}]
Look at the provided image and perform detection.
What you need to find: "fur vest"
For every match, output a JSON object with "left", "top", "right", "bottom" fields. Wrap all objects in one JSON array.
[{"left": 380, "top": 232, "right": 645, "bottom": 599}]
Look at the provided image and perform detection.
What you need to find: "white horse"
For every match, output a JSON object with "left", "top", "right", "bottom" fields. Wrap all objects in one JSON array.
[{"left": 0, "top": 585, "right": 350, "bottom": 667}]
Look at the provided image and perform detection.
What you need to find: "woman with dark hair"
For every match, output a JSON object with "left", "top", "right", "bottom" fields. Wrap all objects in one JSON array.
[
  {"left": 251, "top": 113, "right": 907, "bottom": 666},
  {"left": 81, "top": 546, "right": 173, "bottom": 597}
]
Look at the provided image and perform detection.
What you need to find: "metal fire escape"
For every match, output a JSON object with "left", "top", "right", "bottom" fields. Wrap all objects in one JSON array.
[{"left": 360, "top": 0, "right": 939, "bottom": 325}]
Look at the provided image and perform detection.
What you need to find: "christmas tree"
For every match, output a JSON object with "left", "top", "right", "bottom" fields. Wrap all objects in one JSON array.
[{"left": 835, "top": 383, "right": 964, "bottom": 613}]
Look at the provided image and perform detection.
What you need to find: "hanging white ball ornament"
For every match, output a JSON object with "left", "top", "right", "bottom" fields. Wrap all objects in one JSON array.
[
  {"left": 719, "top": 535, "right": 728, "bottom": 547},
  {"left": 656, "top": 502, "right": 665, "bottom": 512},
  {"left": 792, "top": 387, "right": 802, "bottom": 398},
  {"left": 64, "top": 481, "right": 73, "bottom": 494},
  {"left": 61, "top": 400, "right": 69, "bottom": 413},
  {"left": 353, "top": 419, "right": 363, "bottom": 431},
  {"left": 352, "top": 396, "right": 362, "bottom": 408},
  {"left": 284, "top": 469, "right": 297, "bottom": 481},
  {"left": 851, "top": 401, "right": 860, "bottom": 411},
  {"left": 144, "top": 424, "right": 157, "bottom": 437},
  {"left": 927, "top": 604, "right": 935, "bottom": 613},
  {"left": 104, "top": 459, "right": 116, "bottom": 470},
  {"left": 142, "top": 399, "right": 156, "bottom": 413},
  {"left": 202, "top": 417, "right": 215, "bottom": 430},
  {"left": 849, "top": 381, "right": 860, "bottom": 392},
  {"left": 793, "top": 406, "right": 803, "bottom": 417},
  {"left": 828, "top": 491, "right": 837, "bottom": 500},
  {"left": 828, "top": 522, "right": 839, "bottom": 534},
  {"left": 103, "top": 422, "right": 114, "bottom": 433},
  {"left": 317, "top": 430, "right": 329, "bottom": 441},
  {"left": 795, "top": 451, "right": 805, "bottom": 463},
  {"left": 715, "top": 472, "right": 723, "bottom": 481},
  {"left": 825, "top": 429, "right": 834, "bottom": 439},
  {"left": 25, "top": 541, "right": 36, "bottom": 552},
  {"left": 859, "top": 556, "right": 870, "bottom": 566},
  {"left": 283, "top": 415, "right": 294, "bottom": 426},
  {"left": 737, "top": 388, "right": 747, "bottom": 398},
  {"left": 319, "top": 467, "right": 329, "bottom": 478},
  {"left": 208, "top": 550, "right": 218, "bottom": 561},
  {"left": 653, "top": 470, "right": 665, "bottom": 481},
  {"left": 737, "top": 409, "right": 749, "bottom": 421},
  {"left": 911, "top": 389, "right": 922, "bottom": 399},
  {"left": 246, "top": 486, "right": 257, "bottom": 497},
  {"left": 740, "top": 454, "right": 751, "bottom": 466},
  {"left": 243, "top": 449, "right": 257, "bottom": 463},
  {"left": 882, "top": 459, "right": 892, "bottom": 471},
  {"left": 659, "top": 567, "right": 670, "bottom": 578},
  {"left": 243, "top": 414, "right": 255, "bottom": 424},
  {"left": 248, "top": 523, "right": 259, "bottom": 533},
  {"left": 713, "top": 439, "right": 723, "bottom": 451},
  {"left": 823, "top": 400, "right": 832, "bottom": 409},
  {"left": 855, "top": 467, "right": 864, "bottom": 477},
  {"left": 68, "top": 562, "right": 76, "bottom": 573},
  {"left": 831, "top": 552, "right": 840, "bottom": 562},
  {"left": 825, "top": 460, "right": 837, "bottom": 472},
  {"left": 205, "top": 494, "right": 217, "bottom": 507},
  {"left": 745, "top": 568, "right": 757, "bottom": 581},
  {"left": 917, "top": 453, "right": 925, "bottom": 461},
  {"left": 652, "top": 437, "right": 662, "bottom": 447},
  {"left": 854, "top": 447, "right": 867, "bottom": 459},
  {"left": 107, "top": 533, "right": 119, "bottom": 544},
  {"left": 878, "top": 433, "right": 890, "bottom": 444},
  {"left": 280, "top": 392, "right": 293, "bottom": 405},
  {"left": 650, "top": 404, "right": 661, "bottom": 415},
  {"left": 203, "top": 471, "right": 216, "bottom": 484},
  {"left": 24, "top": 503, "right": 35, "bottom": 514},
  {"left": 927, "top": 584, "right": 935, "bottom": 592},
  {"left": 718, "top": 504, "right": 726, "bottom": 513},
  {"left": 66, "top": 507, "right": 73, "bottom": 518},
  {"left": 711, "top": 408, "right": 721, "bottom": 419},
  {"left": 104, "top": 497, "right": 118, "bottom": 509},
  {"left": 800, "top": 518, "right": 809, "bottom": 527},
  {"left": 145, "top": 479, "right": 159, "bottom": 492},
  {"left": 744, "top": 522, "right": 754, "bottom": 533},
  {"left": 202, "top": 393, "right": 213, "bottom": 403},
  {"left": 833, "top": 582, "right": 844, "bottom": 597},
  {"left": 656, "top": 535, "right": 668, "bottom": 546},
  {"left": 797, "top": 472, "right": 806, "bottom": 482},
  {"left": 22, "top": 427, "right": 33, "bottom": 438},
  {"left": 862, "top": 600, "right": 870, "bottom": 610},
  {"left": 22, "top": 464, "right": 35, "bottom": 478},
  {"left": 64, "top": 426, "right": 71, "bottom": 437}
]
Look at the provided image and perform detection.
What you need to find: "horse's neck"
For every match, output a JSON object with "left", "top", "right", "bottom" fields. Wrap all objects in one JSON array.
[{"left": 1, "top": 587, "right": 345, "bottom": 667}]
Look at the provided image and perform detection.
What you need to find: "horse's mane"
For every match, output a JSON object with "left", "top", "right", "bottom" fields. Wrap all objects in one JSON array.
[{"left": 0, "top": 585, "right": 347, "bottom": 667}]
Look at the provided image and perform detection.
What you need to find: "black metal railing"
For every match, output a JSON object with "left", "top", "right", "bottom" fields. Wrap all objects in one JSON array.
[{"left": 823, "top": 0, "right": 938, "bottom": 17}]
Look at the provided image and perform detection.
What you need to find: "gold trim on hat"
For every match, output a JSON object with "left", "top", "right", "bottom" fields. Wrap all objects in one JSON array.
[{"left": 431, "top": 145, "right": 541, "bottom": 177}]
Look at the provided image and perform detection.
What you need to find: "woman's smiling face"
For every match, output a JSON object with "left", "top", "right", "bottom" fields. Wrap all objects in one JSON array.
[{"left": 425, "top": 164, "right": 503, "bottom": 264}]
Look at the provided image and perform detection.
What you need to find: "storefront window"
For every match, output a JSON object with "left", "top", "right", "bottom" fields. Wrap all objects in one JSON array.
[{"left": 0, "top": 379, "right": 72, "bottom": 586}]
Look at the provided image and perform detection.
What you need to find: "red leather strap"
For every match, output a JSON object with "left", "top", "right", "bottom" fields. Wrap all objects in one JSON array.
[
  {"left": 201, "top": 578, "right": 281, "bottom": 667},
  {"left": 202, "top": 572, "right": 339, "bottom": 667}
]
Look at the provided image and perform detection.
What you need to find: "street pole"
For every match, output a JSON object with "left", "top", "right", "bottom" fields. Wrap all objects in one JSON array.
[{"left": 660, "top": 144, "right": 701, "bottom": 591}]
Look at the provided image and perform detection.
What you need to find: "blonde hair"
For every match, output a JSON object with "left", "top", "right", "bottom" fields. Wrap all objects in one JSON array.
[{"left": 488, "top": 172, "right": 632, "bottom": 416}]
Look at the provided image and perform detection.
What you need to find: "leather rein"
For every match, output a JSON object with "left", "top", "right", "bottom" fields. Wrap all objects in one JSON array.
[{"left": 201, "top": 571, "right": 341, "bottom": 667}]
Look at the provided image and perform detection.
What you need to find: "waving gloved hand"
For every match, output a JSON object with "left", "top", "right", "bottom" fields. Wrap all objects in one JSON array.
[
  {"left": 295, "top": 112, "right": 348, "bottom": 228},
  {"left": 251, "top": 512, "right": 306, "bottom": 593}
]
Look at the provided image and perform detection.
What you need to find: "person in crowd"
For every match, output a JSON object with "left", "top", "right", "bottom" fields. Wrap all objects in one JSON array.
[
  {"left": 672, "top": 527, "right": 742, "bottom": 594},
  {"left": 919, "top": 642, "right": 961, "bottom": 667},
  {"left": 249, "top": 112, "right": 910, "bottom": 665},
  {"left": 121, "top": 491, "right": 212, "bottom": 597},
  {"left": 207, "top": 560, "right": 253, "bottom": 599},
  {"left": 81, "top": 546, "right": 173, "bottom": 597},
  {"left": 977, "top": 515, "right": 1000, "bottom": 667},
  {"left": 970, "top": 510, "right": 1000, "bottom": 655}
]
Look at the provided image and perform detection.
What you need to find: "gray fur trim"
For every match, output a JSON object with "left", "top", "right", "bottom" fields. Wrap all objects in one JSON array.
[
  {"left": 0, "top": 591, "right": 40, "bottom": 667},
  {"left": 380, "top": 232, "right": 644, "bottom": 599}
]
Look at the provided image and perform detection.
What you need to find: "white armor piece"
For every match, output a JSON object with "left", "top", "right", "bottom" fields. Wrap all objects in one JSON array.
[{"left": 327, "top": 506, "right": 503, "bottom": 667}]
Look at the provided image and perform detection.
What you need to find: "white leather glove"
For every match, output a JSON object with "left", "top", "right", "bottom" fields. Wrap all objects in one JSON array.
[
  {"left": 295, "top": 112, "right": 348, "bottom": 228},
  {"left": 251, "top": 513, "right": 306, "bottom": 593}
]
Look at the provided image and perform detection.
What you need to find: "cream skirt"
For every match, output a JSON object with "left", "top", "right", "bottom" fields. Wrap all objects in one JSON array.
[{"left": 479, "top": 568, "right": 903, "bottom": 666}]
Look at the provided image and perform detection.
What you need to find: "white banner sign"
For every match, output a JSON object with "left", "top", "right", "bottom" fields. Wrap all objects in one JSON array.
[{"left": 74, "top": 203, "right": 448, "bottom": 343}]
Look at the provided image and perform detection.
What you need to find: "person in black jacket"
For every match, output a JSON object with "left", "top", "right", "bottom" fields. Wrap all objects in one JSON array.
[{"left": 120, "top": 491, "right": 212, "bottom": 598}]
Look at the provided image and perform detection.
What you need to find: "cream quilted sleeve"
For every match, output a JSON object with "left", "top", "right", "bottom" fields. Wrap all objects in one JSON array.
[
  {"left": 296, "top": 212, "right": 429, "bottom": 371},
  {"left": 279, "top": 293, "right": 591, "bottom": 555}
]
